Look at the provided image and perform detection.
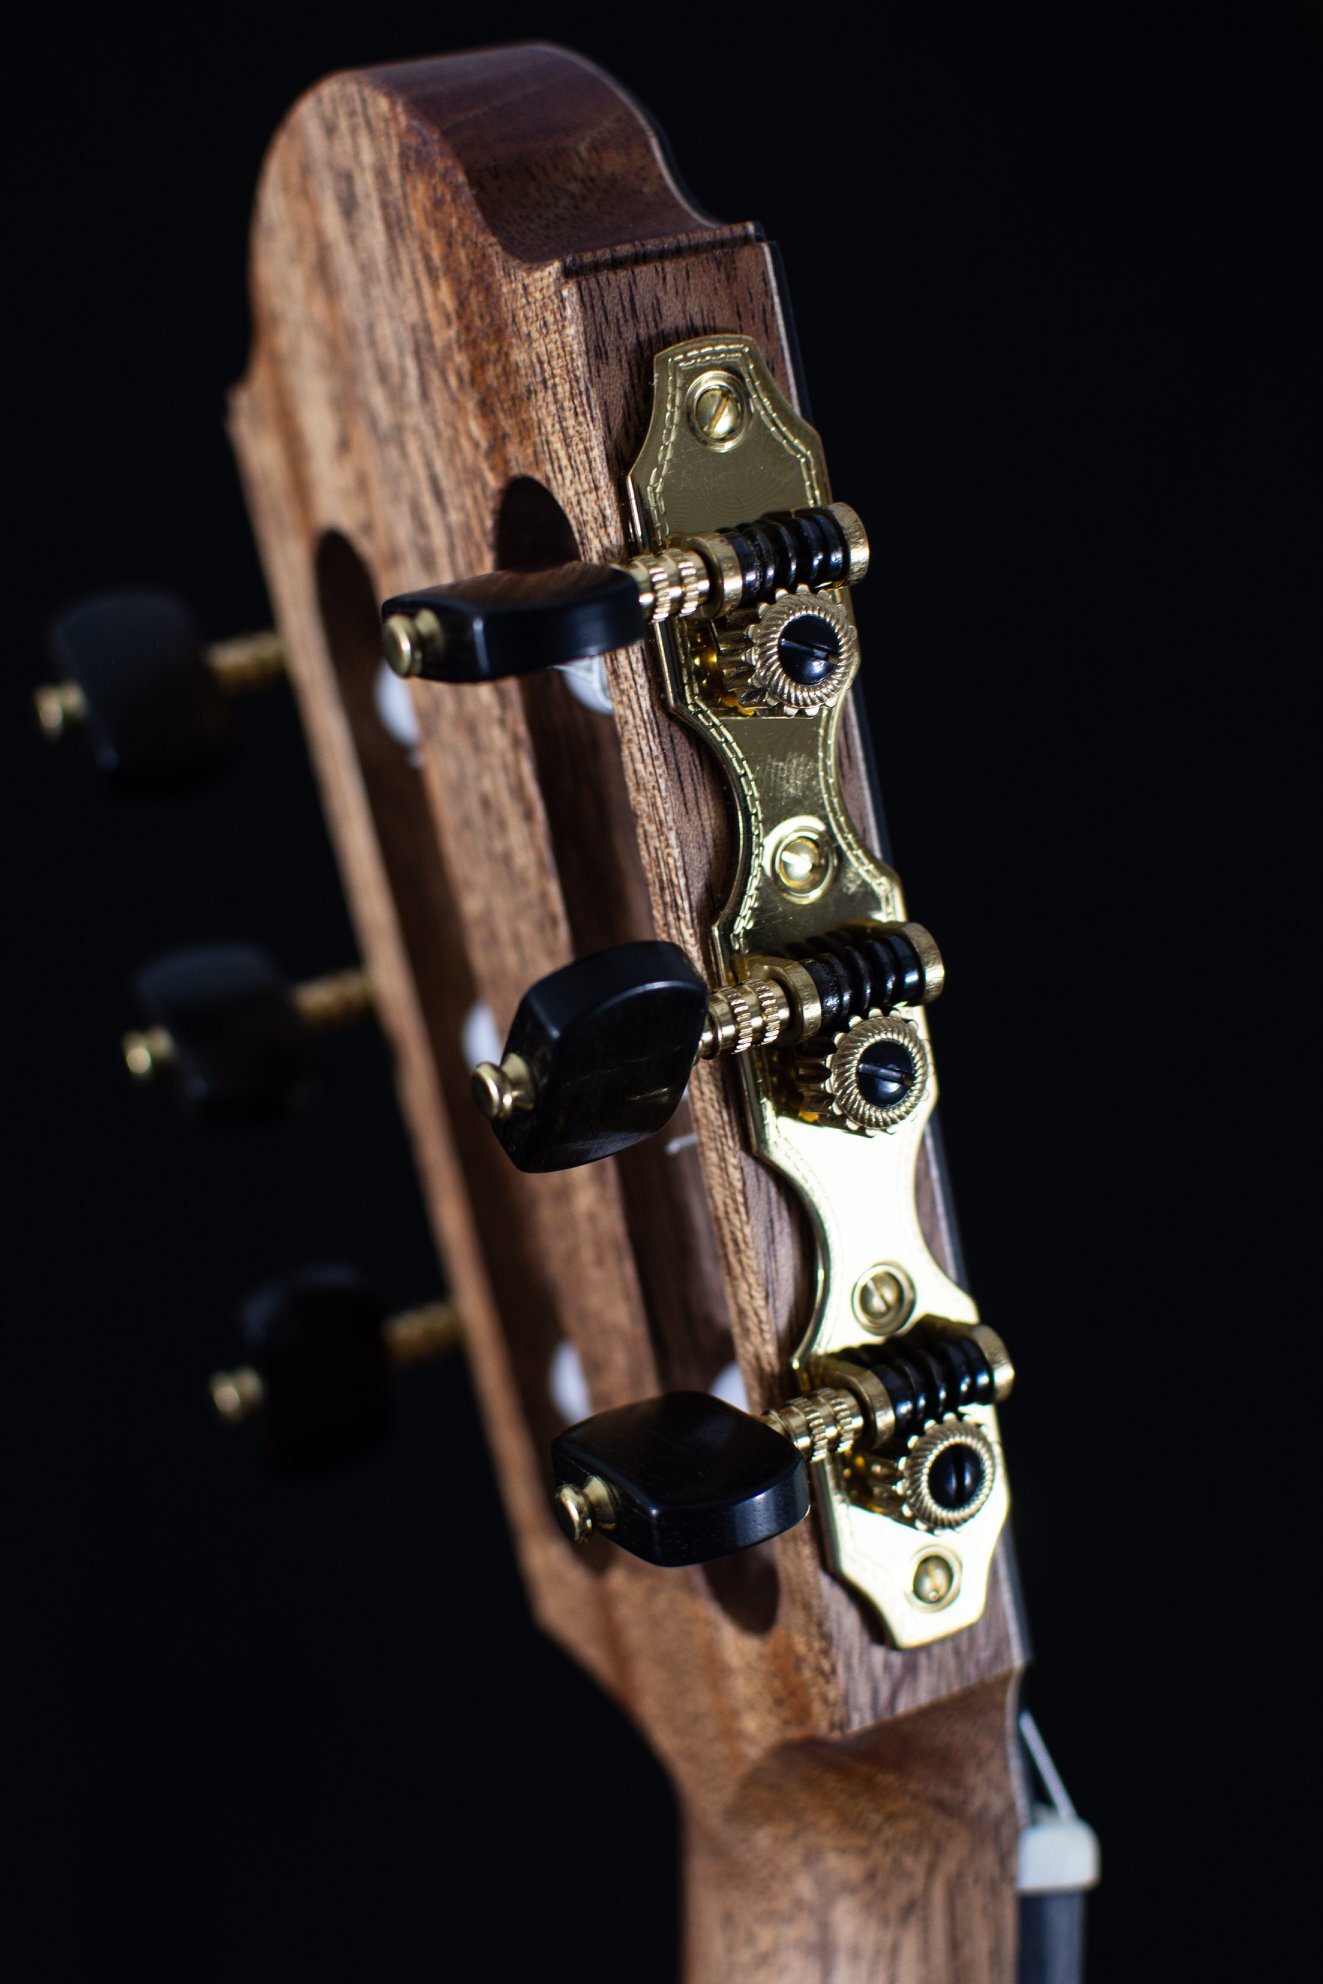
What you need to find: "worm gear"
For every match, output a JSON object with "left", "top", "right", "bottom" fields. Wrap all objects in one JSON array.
[
  {"left": 714, "top": 588, "right": 857, "bottom": 714},
  {"left": 843, "top": 1413, "right": 996, "bottom": 1530},
  {"left": 796, "top": 1010, "right": 929, "bottom": 1134}
]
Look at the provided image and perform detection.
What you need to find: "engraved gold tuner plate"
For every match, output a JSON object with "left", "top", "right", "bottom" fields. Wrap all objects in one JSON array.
[{"left": 626, "top": 336, "right": 1007, "bottom": 1647}]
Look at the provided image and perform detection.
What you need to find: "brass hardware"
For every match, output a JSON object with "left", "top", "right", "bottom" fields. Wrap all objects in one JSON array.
[
  {"left": 289, "top": 966, "right": 374, "bottom": 1033},
  {"left": 767, "top": 817, "right": 835, "bottom": 902},
  {"left": 763, "top": 1387, "right": 865, "bottom": 1463},
  {"left": 122, "top": 1024, "right": 176, "bottom": 1081},
  {"left": 801, "top": 1011, "right": 929, "bottom": 1135},
  {"left": 209, "top": 1297, "right": 461, "bottom": 1425},
  {"left": 382, "top": 608, "right": 444, "bottom": 679},
  {"left": 470, "top": 1052, "right": 536, "bottom": 1122},
  {"left": 35, "top": 630, "right": 286, "bottom": 739},
  {"left": 899, "top": 1418, "right": 998, "bottom": 1531},
  {"left": 912, "top": 1554, "right": 957, "bottom": 1608},
  {"left": 615, "top": 502, "right": 868, "bottom": 631},
  {"left": 210, "top": 1365, "right": 265, "bottom": 1423},
  {"left": 853, "top": 1266, "right": 914, "bottom": 1337},
  {"left": 383, "top": 1299, "right": 464, "bottom": 1365},
  {"left": 899, "top": 921, "right": 945, "bottom": 1003},
  {"left": 207, "top": 628, "right": 288, "bottom": 695},
  {"left": 716, "top": 590, "right": 858, "bottom": 716},
  {"left": 123, "top": 967, "right": 372, "bottom": 1081},
  {"left": 969, "top": 1325, "right": 1016, "bottom": 1403},
  {"left": 553, "top": 1475, "right": 617, "bottom": 1542},
  {"left": 33, "top": 680, "right": 89, "bottom": 739},
  {"left": 627, "top": 336, "right": 1008, "bottom": 1646},
  {"left": 686, "top": 368, "right": 747, "bottom": 448},
  {"left": 699, "top": 978, "right": 791, "bottom": 1058}
]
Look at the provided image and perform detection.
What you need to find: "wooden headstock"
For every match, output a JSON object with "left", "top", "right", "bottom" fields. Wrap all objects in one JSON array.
[{"left": 226, "top": 42, "right": 1038, "bottom": 1981}]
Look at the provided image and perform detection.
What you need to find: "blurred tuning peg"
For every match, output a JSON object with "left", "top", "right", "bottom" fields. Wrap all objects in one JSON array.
[
  {"left": 470, "top": 926, "right": 944, "bottom": 1172},
  {"left": 379, "top": 501, "right": 869, "bottom": 685},
  {"left": 551, "top": 1325, "right": 1013, "bottom": 1567},
  {"left": 34, "top": 590, "right": 286, "bottom": 782},
  {"left": 210, "top": 1264, "right": 462, "bottom": 1473},
  {"left": 122, "top": 943, "right": 372, "bottom": 1124}
]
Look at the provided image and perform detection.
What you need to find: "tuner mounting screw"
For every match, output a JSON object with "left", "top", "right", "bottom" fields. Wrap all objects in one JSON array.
[
  {"left": 685, "top": 369, "right": 747, "bottom": 448},
  {"left": 912, "top": 1554, "right": 957, "bottom": 1607},
  {"left": 770, "top": 824, "right": 834, "bottom": 901},
  {"left": 853, "top": 1266, "right": 914, "bottom": 1338}
]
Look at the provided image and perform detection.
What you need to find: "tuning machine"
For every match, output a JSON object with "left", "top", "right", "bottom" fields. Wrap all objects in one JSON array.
[
  {"left": 210, "top": 1265, "right": 461, "bottom": 1473},
  {"left": 378, "top": 500, "right": 868, "bottom": 698},
  {"left": 467, "top": 927, "right": 943, "bottom": 1172},
  {"left": 122, "top": 944, "right": 373, "bottom": 1123},
  {"left": 550, "top": 1323, "right": 1012, "bottom": 1572},
  {"left": 35, "top": 590, "right": 285, "bottom": 782}
]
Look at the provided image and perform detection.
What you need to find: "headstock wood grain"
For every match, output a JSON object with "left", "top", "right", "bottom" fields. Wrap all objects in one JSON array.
[{"left": 226, "top": 42, "right": 1077, "bottom": 1983}]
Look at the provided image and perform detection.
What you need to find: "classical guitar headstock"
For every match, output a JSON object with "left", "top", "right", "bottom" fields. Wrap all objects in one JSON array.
[{"left": 38, "top": 42, "right": 1098, "bottom": 1980}]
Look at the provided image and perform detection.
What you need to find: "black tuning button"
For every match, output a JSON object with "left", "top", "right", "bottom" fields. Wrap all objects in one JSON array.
[
  {"left": 379, "top": 503, "right": 870, "bottom": 686},
  {"left": 211, "top": 1265, "right": 461, "bottom": 1474},
  {"left": 124, "top": 944, "right": 372, "bottom": 1124},
  {"left": 471, "top": 926, "right": 945, "bottom": 1173},
  {"left": 470, "top": 941, "right": 708, "bottom": 1171},
  {"left": 380, "top": 565, "right": 645, "bottom": 685},
  {"left": 551, "top": 1392, "right": 810, "bottom": 1566},
  {"left": 35, "top": 590, "right": 285, "bottom": 783},
  {"left": 229, "top": 1266, "right": 389, "bottom": 1473}
]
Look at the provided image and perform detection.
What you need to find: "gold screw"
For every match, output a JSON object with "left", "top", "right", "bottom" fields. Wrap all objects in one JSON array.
[
  {"left": 913, "top": 1555, "right": 956, "bottom": 1606},
  {"left": 553, "top": 1484, "right": 595, "bottom": 1543},
  {"left": 210, "top": 1366, "right": 266, "bottom": 1424},
  {"left": 772, "top": 830, "right": 833, "bottom": 900},
  {"left": 686, "top": 370, "right": 747, "bottom": 448},
  {"left": 471, "top": 1053, "right": 536, "bottom": 1122},
  {"left": 382, "top": 608, "right": 444, "bottom": 680},
  {"left": 853, "top": 1266, "right": 913, "bottom": 1338},
  {"left": 33, "top": 680, "right": 89, "bottom": 739},
  {"left": 552, "top": 1475, "right": 616, "bottom": 1542},
  {"left": 122, "top": 1025, "right": 176, "bottom": 1081}
]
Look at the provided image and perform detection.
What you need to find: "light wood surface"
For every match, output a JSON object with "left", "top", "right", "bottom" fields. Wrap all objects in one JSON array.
[{"left": 230, "top": 43, "right": 1026, "bottom": 1980}]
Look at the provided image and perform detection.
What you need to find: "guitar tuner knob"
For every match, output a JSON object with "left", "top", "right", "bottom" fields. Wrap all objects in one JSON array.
[
  {"left": 550, "top": 1324, "right": 1013, "bottom": 1567},
  {"left": 471, "top": 924, "right": 943, "bottom": 1172},
  {"left": 34, "top": 591, "right": 285, "bottom": 782},
  {"left": 712, "top": 589, "right": 858, "bottom": 715},
  {"left": 551, "top": 1392, "right": 811, "bottom": 1566},
  {"left": 378, "top": 502, "right": 868, "bottom": 685},
  {"left": 794, "top": 1011, "right": 930, "bottom": 1135},
  {"left": 210, "top": 1264, "right": 461, "bottom": 1474},
  {"left": 470, "top": 941, "right": 709, "bottom": 1172},
  {"left": 123, "top": 944, "right": 372, "bottom": 1124}
]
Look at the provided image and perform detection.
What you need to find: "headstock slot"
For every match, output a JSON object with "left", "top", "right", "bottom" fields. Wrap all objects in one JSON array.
[{"left": 313, "top": 525, "right": 574, "bottom": 1478}]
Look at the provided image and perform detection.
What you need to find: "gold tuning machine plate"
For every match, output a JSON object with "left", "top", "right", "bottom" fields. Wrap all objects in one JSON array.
[{"left": 626, "top": 336, "right": 1007, "bottom": 1647}]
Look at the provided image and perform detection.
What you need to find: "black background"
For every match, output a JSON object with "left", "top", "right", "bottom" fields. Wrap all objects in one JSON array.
[{"left": 9, "top": 8, "right": 1318, "bottom": 1980}]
